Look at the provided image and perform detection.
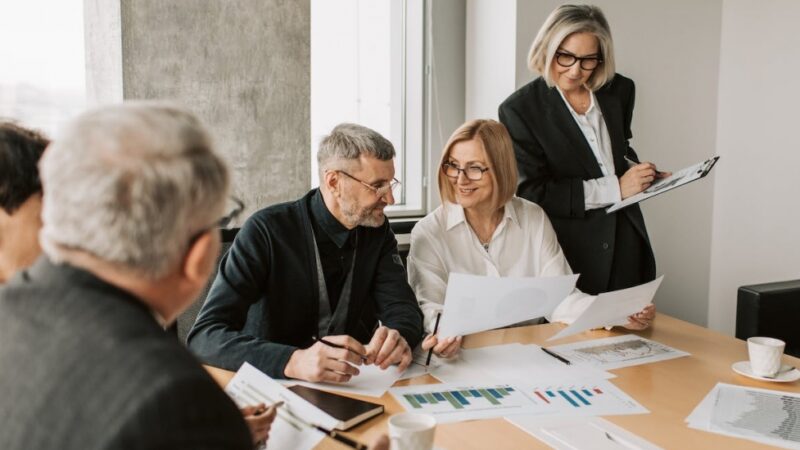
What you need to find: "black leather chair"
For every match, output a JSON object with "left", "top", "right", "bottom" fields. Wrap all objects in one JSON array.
[
  {"left": 174, "top": 228, "right": 240, "bottom": 344},
  {"left": 736, "top": 279, "right": 800, "bottom": 358}
]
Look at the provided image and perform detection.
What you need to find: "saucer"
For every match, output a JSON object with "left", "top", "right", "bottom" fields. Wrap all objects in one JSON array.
[{"left": 732, "top": 361, "right": 800, "bottom": 383}]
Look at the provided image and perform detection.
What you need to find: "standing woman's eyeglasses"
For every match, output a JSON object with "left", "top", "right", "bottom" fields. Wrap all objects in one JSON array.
[{"left": 554, "top": 51, "right": 603, "bottom": 70}]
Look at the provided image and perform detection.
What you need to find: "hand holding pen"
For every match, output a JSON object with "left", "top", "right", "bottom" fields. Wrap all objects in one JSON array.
[
  {"left": 421, "top": 312, "right": 462, "bottom": 360},
  {"left": 242, "top": 401, "right": 283, "bottom": 447},
  {"left": 283, "top": 335, "right": 368, "bottom": 383}
]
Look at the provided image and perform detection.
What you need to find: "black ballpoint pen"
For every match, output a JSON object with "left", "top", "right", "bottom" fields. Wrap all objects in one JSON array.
[
  {"left": 314, "top": 425, "right": 368, "bottom": 450},
  {"left": 426, "top": 312, "right": 442, "bottom": 366},
  {"left": 542, "top": 347, "right": 571, "bottom": 365},
  {"left": 317, "top": 337, "right": 368, "bottom": 362}
]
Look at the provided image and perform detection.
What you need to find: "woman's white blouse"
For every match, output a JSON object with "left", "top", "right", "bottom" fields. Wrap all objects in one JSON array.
[{"left": 407, "top": 197, "right": 595, "bottom": 332}]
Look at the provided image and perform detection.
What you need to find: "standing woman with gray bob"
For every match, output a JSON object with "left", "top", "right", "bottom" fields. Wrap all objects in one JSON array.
[{"left": 499, "top": 5, "right": 665, "bottom": 329}]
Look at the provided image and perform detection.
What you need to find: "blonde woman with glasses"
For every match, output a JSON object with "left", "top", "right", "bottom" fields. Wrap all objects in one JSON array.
[
  {"left": 499, "top": 5, "right": 669, "bottom": 303},
  {"left": 407, "top": 120, "right": 654, "bottom": 358}
]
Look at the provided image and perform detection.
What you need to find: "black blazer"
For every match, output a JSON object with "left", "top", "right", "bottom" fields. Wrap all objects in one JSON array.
[
  {"left": 0, "top": 258, "right": 251, "bottom": 449},
  {"left": 499, "top": 74, "right": 655, "bottom": 294}
]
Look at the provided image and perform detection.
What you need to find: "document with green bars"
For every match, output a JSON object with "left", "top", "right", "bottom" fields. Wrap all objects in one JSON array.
[{"left": 390, "top": 383, "right": 540, "bottom": 423}]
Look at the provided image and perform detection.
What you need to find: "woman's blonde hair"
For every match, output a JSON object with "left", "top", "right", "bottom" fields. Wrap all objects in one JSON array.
[
  {"left": 438, "top": 119, "right": 517, "bottom": 211},
  {"left": 528, "top": 4, "right": 616, "bottom": 91}
]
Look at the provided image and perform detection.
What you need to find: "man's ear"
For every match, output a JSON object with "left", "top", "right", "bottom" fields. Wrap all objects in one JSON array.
[
  {"left": 181, "top": 231, "right": 218, "bottom": 286},
  {"left": 323, "top": 170, "right": 340, "bottom": 196}
]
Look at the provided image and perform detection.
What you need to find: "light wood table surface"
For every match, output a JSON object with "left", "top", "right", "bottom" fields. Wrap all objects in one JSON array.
[{"left": 205, "top": 313, "right": 800, "bottom": 449}]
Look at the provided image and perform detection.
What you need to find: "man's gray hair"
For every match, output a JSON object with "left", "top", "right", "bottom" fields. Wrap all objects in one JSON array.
[
  {"left": 39, "top": 102, "right": 230, "bottom": 279},
  {"left": 317, "top": 123, "right": 395, "bottom": 176}
]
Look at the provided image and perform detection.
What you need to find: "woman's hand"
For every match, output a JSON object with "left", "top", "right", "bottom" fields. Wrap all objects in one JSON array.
[
  {"left": 623, "top": 303, "right": 656, "bottom": 330},
  {"left": 620, "top": 163, "right": 667, "bottom": 199},
  {"left": 421, "top": 334, "right": 462, "bottom": 359}
]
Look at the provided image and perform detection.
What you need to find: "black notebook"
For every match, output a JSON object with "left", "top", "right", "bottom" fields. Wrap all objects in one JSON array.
[{"left": 288, "top": 384, "right": 384, "bottom": 430}]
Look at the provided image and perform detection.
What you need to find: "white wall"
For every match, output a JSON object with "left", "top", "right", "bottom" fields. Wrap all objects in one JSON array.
[
  {"left": 464, "top": 0, "right": 517, "bottom": 120},
  {"left": 708, "top": 0, "right": 800, "bottom": 334}
]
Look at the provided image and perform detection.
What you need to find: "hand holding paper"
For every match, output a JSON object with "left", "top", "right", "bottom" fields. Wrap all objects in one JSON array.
[
  {"left": 437, "top": 273, "right": 578, "bottom": 339},
  {"left": 547, "top": 276, "right": 664, "bottom": 341}
]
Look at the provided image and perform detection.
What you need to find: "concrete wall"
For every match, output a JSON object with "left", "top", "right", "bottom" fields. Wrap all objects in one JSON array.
[
  {"left": 708, "top": 0, "right": 800, "bottom": 333},
  {"left": 85, "top": 0, "right": 310, "bottom": 220}
]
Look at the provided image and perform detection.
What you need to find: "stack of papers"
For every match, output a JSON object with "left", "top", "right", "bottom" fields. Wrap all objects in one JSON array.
[
  {"left": 687, "top": 383, "right": 800, "bottom": 449},
  {"left": 547, "top": 335, "right": 689, "bottom": 370},
  {"left": 288, "top": 363, "right": 404, "bottom": 398}
]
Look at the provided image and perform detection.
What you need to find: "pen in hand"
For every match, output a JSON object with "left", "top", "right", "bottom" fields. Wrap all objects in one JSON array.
[
  {"left": 317, "top": 337, "right": 368, "bottom": 362},
  {"left": 426, "top": 312, "right": 442, "bottom": 367}
]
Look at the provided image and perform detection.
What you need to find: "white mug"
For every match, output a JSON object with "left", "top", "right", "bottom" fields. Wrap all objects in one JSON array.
[
  {"left": 747, "top": 336, "right": 785, "bottom": 377},
  {"left": 388, "top": 412, "right": 436, "bottom": 450}
]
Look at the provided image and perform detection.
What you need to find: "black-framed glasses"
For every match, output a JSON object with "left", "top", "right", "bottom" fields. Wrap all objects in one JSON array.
[
  {"left": 337, "top": 170, "right": 401, "bottom": 198},
  {"left": 555, "top": 51, "right": 603, "bottom": 70},
  {"left": 442, "top": 162, "right": 490, "bottom": 181},
  {"left": 217, "top": 196, "right": 245, "bottom": 228},
  {"left": 189, "top": 196, "right": 245, "bottom": 245}
]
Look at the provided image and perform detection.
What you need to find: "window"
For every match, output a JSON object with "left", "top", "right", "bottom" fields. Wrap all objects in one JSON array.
[
  {"left": 0, "top": 0, "right": 86, "bottom": 136},
  {"left": 310, "top": 0, "right": 425, "bottom": 216}
]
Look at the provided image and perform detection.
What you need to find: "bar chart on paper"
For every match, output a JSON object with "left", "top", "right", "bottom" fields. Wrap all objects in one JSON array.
[
  {"left": 524, "top": 380, "right": 649, "bottom": 416},
  {"left": 390, "top": 383, "right": 543, "bottom": 423}
]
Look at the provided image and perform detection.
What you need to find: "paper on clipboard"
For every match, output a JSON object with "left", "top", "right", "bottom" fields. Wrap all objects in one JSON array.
[{"left": 607, "top": 156, "right": 719, "bottom": 213}]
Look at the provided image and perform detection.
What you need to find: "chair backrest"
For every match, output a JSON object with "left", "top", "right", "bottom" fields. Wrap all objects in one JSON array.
[
  {"left": 736, "top": 279, "right": 800, "bottom": 358},
  {"left": 175, "top": 228, "right": 240, "bottom": 344}
]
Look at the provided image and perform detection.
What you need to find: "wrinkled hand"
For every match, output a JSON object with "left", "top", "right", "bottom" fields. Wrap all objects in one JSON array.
[
  {"left": 421, "top": 334, "right": 462, "bottom": 359},
  {"left": 619, "top": 163, "right": 669, "bottom": 199},
  {"left": 241, "top": 403, "right": 278, "bottom": 446},
  {"left": 365, "top": 326, "right": 412, "bottom": 370},
  {"left": 624, "top": 303, "right": 656, "bottom": 330},
  {"left": 283, "top": 335, "right": 366, "bottom": 383}
]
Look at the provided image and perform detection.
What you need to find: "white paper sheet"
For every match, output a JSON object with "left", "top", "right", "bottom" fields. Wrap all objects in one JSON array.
[
  {"left": 547, "top": 335, "right": 689, "bottom": 370},
  {"left": 507, "top": 416, "right": 664, "bottom": 450},
  {"left": 225, "top": 363, "right": 333, "bottom": 450},
  {"left": 513, "top": 379, "right": 649, "bottom": 418},
  {"left": 548, "top": 277, "right": 663, "bottom": 342},
  {"left": 686, "top": 383, "right": 800, "bottom": 449},
  {"left": 437, "top": 273, "right": 578, "bottom": 339},
  {"left": 432, "top": 343, "right": 615, "bottom": 386},
  {"left": 390, "top": 381, "right": 548, "bottom": 423},
  {"left": 289, "top": 363, "right": 404, "bottom": 398},
  {"left": 390, "top": 379, "right": 647, "bottom": 423}
]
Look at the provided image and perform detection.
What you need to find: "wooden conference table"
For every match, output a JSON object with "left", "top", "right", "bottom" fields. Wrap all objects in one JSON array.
[{"left": 205, "top": 314, "right": 800, "bottom": 449}]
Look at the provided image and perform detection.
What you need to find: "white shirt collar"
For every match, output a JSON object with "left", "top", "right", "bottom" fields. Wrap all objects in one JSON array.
[{"left": 443, "top": 200, "right": 519, "bottom": 231}]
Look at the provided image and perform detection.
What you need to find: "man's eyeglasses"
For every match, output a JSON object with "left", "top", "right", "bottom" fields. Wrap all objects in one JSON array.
[
  {"left": 189, "top": 196, "right": 245, "bottom": 245},
  {"left": 337, "top": 170, "right": 401, "bottom": 198},
  {"left": 442, "top": 162, "right": 491, "bottom": 181},
  {"left": 555, "top": 51, "right": 603, "bottom": 71}
]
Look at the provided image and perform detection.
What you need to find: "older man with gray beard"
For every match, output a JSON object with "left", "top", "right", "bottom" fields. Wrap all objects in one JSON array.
[{"left": 188, "top": 123, "right": 423, "bottom": 384}]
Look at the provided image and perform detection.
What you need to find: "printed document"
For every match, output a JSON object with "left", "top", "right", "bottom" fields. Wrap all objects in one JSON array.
[{"left": 547, "top": 334, "right": 689, "bottom": 370}]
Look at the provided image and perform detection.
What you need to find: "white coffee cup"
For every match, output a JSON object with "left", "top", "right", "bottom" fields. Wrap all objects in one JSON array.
[
  {"left": 747, "top": 336, "right": 785, "bottom": 377},
  {"left": 388, "top": 412, "right": 436, "bottom": 450}
]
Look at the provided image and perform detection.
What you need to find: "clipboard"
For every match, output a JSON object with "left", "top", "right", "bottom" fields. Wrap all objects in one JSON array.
[{"left": 607, "top": 156, "right": 719, "bottom": 213}]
